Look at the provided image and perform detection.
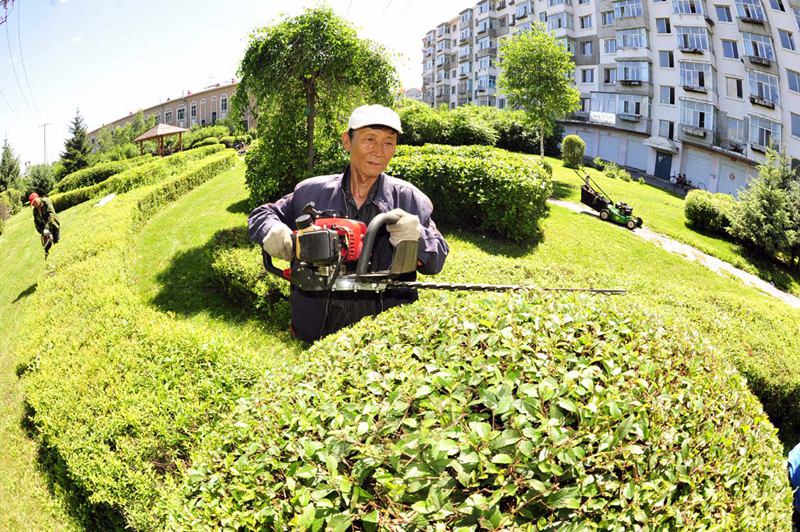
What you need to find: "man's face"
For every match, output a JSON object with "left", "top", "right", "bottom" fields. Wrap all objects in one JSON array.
[
  {"left": 31, "top": 198, "right": 42, "bottom": 208},
  {"left": 342, "top": 127, "right": 398, "bottom": 180}
]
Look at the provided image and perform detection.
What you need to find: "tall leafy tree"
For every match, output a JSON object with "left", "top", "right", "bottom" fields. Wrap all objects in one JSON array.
[
  {"left": 23, "top": 163, "right": 55, "bottom": 196},
  {"left": 235, "top": 7, "right": 398, "bottom": 202},
  {"left": 61, "top": 108, "right": 91, "bottom": 176},
  {"left": 498, "top": 23, "right": 580, "bottom": 156},
  {"left": 0, "top": 137, "right": 21, "bottom": 191}
]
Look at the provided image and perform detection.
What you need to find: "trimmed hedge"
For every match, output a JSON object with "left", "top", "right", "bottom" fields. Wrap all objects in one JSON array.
[
  {"left": 52, "top": 155, "right": 152, "bottom": 194},
  {"left": 388, "top": 145, "right": 552, "bottom": 241},
  {"left": 684, "top": 189, "right": 736, "bottom": 236},
  {"left": 50, "top": 144, "right": 224, "bottom": 211},
  {"left": 193, "top": 137, "right": 220, "bottom": 149},
  {"left": 171, "top": 294, "right": 792, "bottom": 530},
  {"left": 561, "top": 134, "right": 585, "bottom": 168}
]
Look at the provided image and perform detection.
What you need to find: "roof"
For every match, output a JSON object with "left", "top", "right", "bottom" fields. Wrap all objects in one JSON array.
[{"left": 133, "top": 123, "right": 190, "bottom": 142}]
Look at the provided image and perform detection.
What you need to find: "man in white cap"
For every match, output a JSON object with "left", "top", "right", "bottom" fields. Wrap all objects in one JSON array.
[{"left": 248, "top": 104, "right": 449, "bottom": 342}]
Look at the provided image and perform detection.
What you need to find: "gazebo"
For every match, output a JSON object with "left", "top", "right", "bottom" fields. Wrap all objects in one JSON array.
[{"left": 133, "top": 123, "right": 190, "bottom": 156}]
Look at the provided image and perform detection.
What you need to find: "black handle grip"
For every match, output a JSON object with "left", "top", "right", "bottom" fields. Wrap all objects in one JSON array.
[
  {"left": 355, "top": 212, "right": 402, "bottom": 276},
  {"left": 262, "top": 249, "right": 288, "bottom": 280}
]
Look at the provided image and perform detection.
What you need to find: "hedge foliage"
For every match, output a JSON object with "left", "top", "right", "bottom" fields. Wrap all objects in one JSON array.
[
  {"left": 684, "top": 190, "right": 736, "bottom": 236},
  {"left": 183, "top": 125, "right": 229, "bottom": 149},
  {"left": 388, "top": 145, "right": 552, "bottom": 241},
  {"left": 193, "top": 137, "right": 220, "bottom": 149},
  {"left": 50, "top": 144, "right": 224, "bottom": 211},
  {"left": 170, "top": 294, "right": 792, "bottom": 530},
  {"left": 16, "top": 149, "right": 245, "bottom": 529},
  {"left": 561, "top": 134, "right": 585, "bottom": 169},
  {"left": 0, "top": 187, "right": 22, "bottom": 235},
  {"left": 52, "top": 155, "right": 152, "bottom": 194}
]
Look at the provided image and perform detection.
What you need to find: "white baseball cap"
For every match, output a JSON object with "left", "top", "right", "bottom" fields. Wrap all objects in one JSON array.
[{"left": 347, "top": 104, "right": 403, "bottom": 134}]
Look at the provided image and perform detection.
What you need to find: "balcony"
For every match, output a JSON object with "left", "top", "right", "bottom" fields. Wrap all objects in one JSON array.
[
  {"left": 680, "top": 124, "right": 708, "bottom": 138},
  {"left": 683, "top": 84, "right": 708, "bottom": 94},
  {"left": 476, "top": 47, "right": 498, "bottom": 58},
  {"left": 679, "top": 47, "right": 705, "bottom": 55},
  {"left": 617, "top": 113, "right": 641, "bottom": 122},
  {"left": 747, "top": 55, "right": 772, "bottom": 67},
  {"left": 738, "top": 15, "right": 765, "bottom": 24},
  {"left": 569, "top": 111, "right": 590, "bottom": 121},
  {"left": 619, "top": 79, "right": 643, "bottom": 86},
  {"left": 750, "top": 95, "right": 776, "bottom": 109},
  {"left": 750, "top": 143, "right": 769, "bottom": 153}
]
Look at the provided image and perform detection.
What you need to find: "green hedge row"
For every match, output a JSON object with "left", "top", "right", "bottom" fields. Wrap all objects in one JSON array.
[
  {"left": 52, "top": 155, "right": 152, "bottom": 194},
  {"left": 170, "top": 294, "right": 792, "bottom": 530},
  {"left": 388, "top": 145, "right": 552, "bottom": 242},
  {"left": 193, "top": 137, "right": 220, "bottom": 149},
  {"left": 16, "top": 149, "right": 249, "bottom": 529},
  {"left": 50, "top": 144, "right": 224, "bottom": 211},
  {"left": 684, "top": 190, "right": 736, "bottom": 236},
  {"left": 0, "top": 188, "right": 22, "bottom": 235}
]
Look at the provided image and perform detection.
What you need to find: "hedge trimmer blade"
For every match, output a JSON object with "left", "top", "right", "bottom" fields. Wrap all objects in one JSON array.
[{"left": 388, "top": 281, "right": 626, "bottom": 295}]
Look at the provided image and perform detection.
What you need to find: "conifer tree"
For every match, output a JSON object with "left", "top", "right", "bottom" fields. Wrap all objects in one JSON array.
[
  {"left": 61, "top": 108, "right": 91, "bottom": 176},
  {"left": 0, "top": 138, "right": 21, "bottom": 192}
]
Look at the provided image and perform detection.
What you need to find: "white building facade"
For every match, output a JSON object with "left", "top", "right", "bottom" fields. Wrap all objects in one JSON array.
[{"left": 422, "top": 0, "right": 800, "bottom": 195}]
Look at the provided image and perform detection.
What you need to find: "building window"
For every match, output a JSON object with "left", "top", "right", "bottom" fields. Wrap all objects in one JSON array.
[
  {"left": 581, "top": 41, "right": 593, "bottom": 55},
  {"left": 726, "top": 76, "right": 744, "bottom": 98},
  {"left": 547, "top": 13, "right": 574, "bottom": 31},
  {"left": 581, "top": 68, "right": 595, "bottom": 83},
  {"left": 164, "top": 110, "right": 173, "bottom": 124},
  {"left": 604, "top": 38, "right": 618, "bottom": 54},
  {"left": 680, "top": 62, "right": 713, "bottom": 89},
  {"left": 792, "top": 113, "right": 800, "bottom": 137},
  {"left": 618, "top": 61, "right": 649, "bottom": 82},
  {"left": 451, "top": 86, "right": 456, "bottom": 94},
  {"left": 673, "top": 0, "right": 704, "bottom": 13},
  {"left": 735, "top": 0, "right": 766, "bottom": 21},
  {"left": 681, "top": 99, "right": 715, "bottom": 130},
  {"left": 659, "top": 50, "right": 675, "bottom": 67},
  {"left": 579, "top": 14, "right": 593, "bottom": 28},
  {"left": 618, "top": 94, "right": 643, "bottom": 115},
  {"left": 749, "top": 115, "right": 781, "bottom": 146},
  {"left": 743, "top": 32, "right": 775, "bottom": 59},
  {"left": 220, "top": 95, "right": 228, "bottom": 114},
  {"left": 794, "top": 7, "right": 800, "bottom": 30},
  {"left": 722, "top": 39, "right": 739, "bottom": 58},
  {"left": 176, "top": 107, "right": 185, "bottom": 121},
  {"left": 676, "top": 26, "right": 709, "bottom": 50},
  {"left": 656, "top": 18, "right": 671, "bottom": 33},
  {"left": 604, "top": 67, "right": 618, "bottom": 83},
  {"left": 727, "top": 117, "right": 745, "bottom": 141},
  {"left": 661, "top": 85, "right": 676, "bottom": 104},
  {"left": 498, "top": 98, "right": 506, "bottom": 109},
  {"left": 779, "top": 29, "right": 796, "bottom": 50},
  {"left": 614, "top": 0, "right": 643, "bottom": 18},
  {"left": 578, "top": 0, "right": 590, "bottom": 4},
  {"left": 789, "top": 69, "right": 800, "bottom": 92},
  {"left": 515, "top": 3, "right": 529, "bottom": 18},
  {"left": 581, "top": 97, "right": 592, "bottom": 111},
  {"left": 602, "top": 11, "right": 615, "bottom": 25},
  {"left": 748, "top": 70, "right": 780, "bottom": 104},
  {"left": 617, "top": 28, "right": 647, "bottom": 48},
  {"left": 769, "top": 0, "right": 785, "bottom": 11},
  {"left": 660, "top": 119, "right": 675, "bottom": 139},
  {"left": 715, "top": 5, "right": 733, "bottom": 20}
]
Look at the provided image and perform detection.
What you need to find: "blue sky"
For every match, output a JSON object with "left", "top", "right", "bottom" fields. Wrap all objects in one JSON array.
[{"left": 0, "top": 0, "right": 470, "bottom": 168}]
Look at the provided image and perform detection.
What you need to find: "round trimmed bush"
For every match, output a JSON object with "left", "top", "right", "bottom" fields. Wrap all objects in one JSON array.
[
  {"left": 684, "top": 189, "right": 736, "bottom": 236},
  {"left": 389, "top": 144, "right": 552, "bottom": 241},
  {"left": 171, "top": 294, "right": 792, "bottom": 530},
  {"left": 561, "top": 134, "right": 586, "bottom": 169}
]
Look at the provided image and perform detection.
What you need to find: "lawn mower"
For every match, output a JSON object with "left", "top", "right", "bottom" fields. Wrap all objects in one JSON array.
[
  {"left": 576, "top": 167, "right": 643, "bottom": 230},
  {"left": 262, "top": 202, "right": 626, "bottom": 295}
]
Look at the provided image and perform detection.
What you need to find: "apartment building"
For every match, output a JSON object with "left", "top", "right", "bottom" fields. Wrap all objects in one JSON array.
[
  {"left": 422, "top": 0, "right": 800, "bottom": 195},
  {"left": 87, "top": 80, "right": 252, "bottom": 147}
]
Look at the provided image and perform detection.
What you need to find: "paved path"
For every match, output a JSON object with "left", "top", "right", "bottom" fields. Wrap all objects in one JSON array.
[{"left": 549, "top": 198, "right": 800, "bottom": 309}]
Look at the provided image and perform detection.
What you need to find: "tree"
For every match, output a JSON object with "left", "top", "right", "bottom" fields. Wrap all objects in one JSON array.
[
  {"left": 23, "top": 164, "right": 55, "bottom": 197},
  {"left": 0, "top": 138, "right": 21, "bottom": 192},
  {"left": 498, "top": 23, "right": 580, "bottom": 156},
  {"left": 61, "top": 108, "right": 91, "bottom": 176},
  {"left": 235, "top": 7, "right": 398, "bottom": 202},
  {"left": 728, "top": 148, "right": 795, "bottom": 262}
]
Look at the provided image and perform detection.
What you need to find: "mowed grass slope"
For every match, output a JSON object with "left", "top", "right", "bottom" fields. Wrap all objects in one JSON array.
[
  {"left": 0, "top": 207, "right": 84, "bottom": 530},
  {"left": 544, "top": 157, "right": 800, "bottom": 297}
]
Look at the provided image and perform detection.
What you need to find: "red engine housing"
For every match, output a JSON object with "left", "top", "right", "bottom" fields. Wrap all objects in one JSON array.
[{"left": 309, "top": 217, "right": 367, "bottom": 262}]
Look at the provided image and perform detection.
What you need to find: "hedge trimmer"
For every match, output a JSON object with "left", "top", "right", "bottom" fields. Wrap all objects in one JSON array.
[{"left": 262, "top": 202, "right": 626, "bottom": 295}]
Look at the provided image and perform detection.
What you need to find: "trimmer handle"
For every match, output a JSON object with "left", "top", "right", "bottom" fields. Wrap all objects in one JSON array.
[
  {"left": 355, "top": 211, "right": 402, "bottom": 275},
  {"left": 262, "top": 249, "right": 290, "bottom": 280}
]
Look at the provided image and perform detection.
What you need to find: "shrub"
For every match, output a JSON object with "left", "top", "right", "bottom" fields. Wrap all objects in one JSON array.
[
  {"left": 397, "top": 100, "right": 447, "bottom": 145},
  {"left": 50, "top": 144, "right": 224, "bottom": 211},
  {"left": 220, "top": 136, "right": 236, "bottom": 148},
  {"left": 1, "top": 187, "right": 22, "bottom": 215},
  {"left": 561, "top": 134, "right": 585, "bottom": 168},
  {"left": 171, "top": 294, "right": 792, "bottom": 530},
  {"left": 23, "top": 164, "right": 56, "bottom": 197},
  {"left": 444, "top": 106, "right": 498, "bottom": 147},
  {"left": 594, "top": 158, "right": 632, "bottom": 182},
  {"left": 193, "top": 137, "right": 220, "bottom": 149},
  {"left": 183, "top": 125, "right": 229, "bottom": 149},
  {"left": 53, "top": 155, "right": 152, "bottom": 194},
  {"left": 388, "top": 145, "right": 552, "bottom": 241},
  {"left": 684, "top": 189, "right": 736, "bottom": 235}
]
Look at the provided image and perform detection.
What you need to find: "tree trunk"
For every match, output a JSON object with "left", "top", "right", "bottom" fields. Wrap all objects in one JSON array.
[
  {"left": 305, "top": 78, "right": 317, "bottom": 173},
  {"left": 539, "top": 125, "right": 545, "bottom": 157}
]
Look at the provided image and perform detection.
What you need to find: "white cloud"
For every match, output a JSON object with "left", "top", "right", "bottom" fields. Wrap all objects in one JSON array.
[{"left": 72, "top": 36, "right": 82, "bottom": 43}]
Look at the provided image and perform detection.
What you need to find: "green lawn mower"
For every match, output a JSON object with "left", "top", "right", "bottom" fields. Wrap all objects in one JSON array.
[{"left": 576, "top": 168, "right": 643, "bottom": 230}]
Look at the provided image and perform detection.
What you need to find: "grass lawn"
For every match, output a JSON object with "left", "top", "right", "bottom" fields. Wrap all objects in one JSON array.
[
  {"left": 542, "top": 156, "right": 800, "bottom": 297},
  {"left": 0, "top": 206, "right": 82, "bottom": 531}
]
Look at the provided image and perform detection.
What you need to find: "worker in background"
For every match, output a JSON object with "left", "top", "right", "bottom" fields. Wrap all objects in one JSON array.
[
  {"left": 790, "top": 442, "right": 800, "bottom": 528},
  {"left": 248, "top": 104, "right": 448, "bottom": 342},
  {"left": 29, "top": 192, "right": 60, "bottom": 259}
]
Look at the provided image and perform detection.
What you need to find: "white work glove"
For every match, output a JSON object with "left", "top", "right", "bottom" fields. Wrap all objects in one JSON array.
[
  {"left": 386, "top": 208, "right": 422, "bottom": 247},
  {"left": 262, "top": 223, "right": 294, "bottom": 261}
]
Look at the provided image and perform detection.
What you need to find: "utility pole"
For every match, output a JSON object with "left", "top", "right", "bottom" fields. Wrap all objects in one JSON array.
[{"left": 39, "top": 122, "right": 51, "bottom": 165}]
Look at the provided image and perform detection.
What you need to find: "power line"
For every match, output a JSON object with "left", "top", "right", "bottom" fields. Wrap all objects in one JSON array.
[
  {"left": 0, "top": 85, "right": 21, "bottom": 120},
  {"left": 4, "top": 2, "right": 33, "bottom": 113},
  {"left": 15, "top": 0, "right": 39, "bottom": 114},
  {"left": 376, "top": 0, "right": 394, "bottom": 27},
  {"left": 39, "top": 122, "right": 51, "bottom": 165}
]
